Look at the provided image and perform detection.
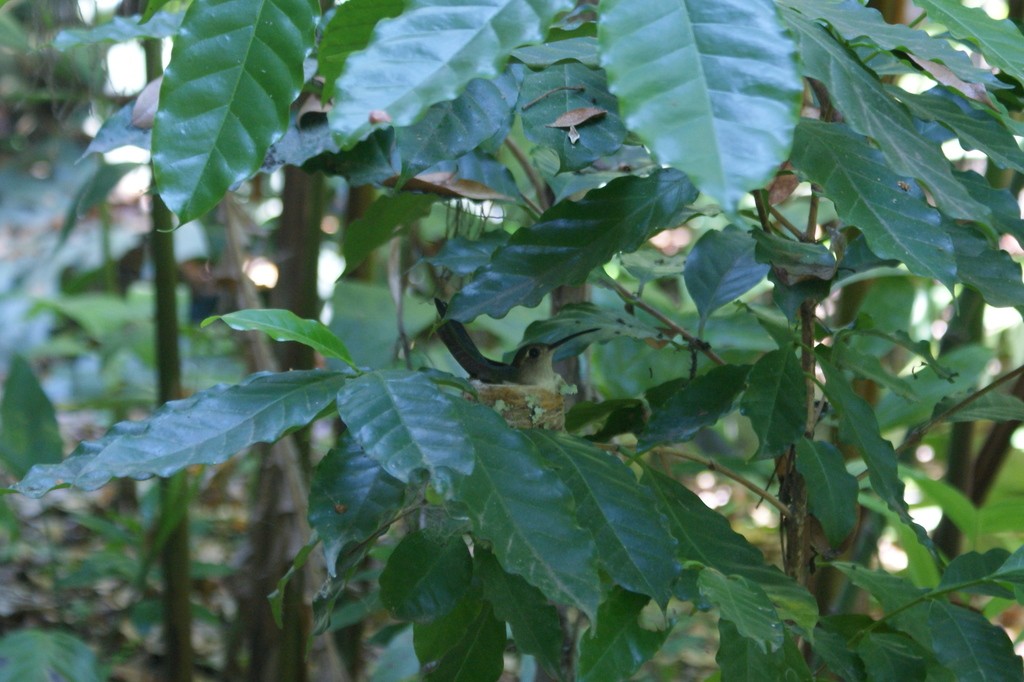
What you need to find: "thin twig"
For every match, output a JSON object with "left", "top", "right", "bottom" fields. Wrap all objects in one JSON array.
[
  {"left": 605, "top": 277, "right": 726, "bottom": 366},
  {"left": 650, "top": 446, "right": 790, "bottom": 518},
  {"left": 806, "top": 189, "right": 820, "bottom": 241},
  {"left": 768, "top": 203, "right": 805, "bottom": 241},
  {"left": 504, "top": 138, "right": 549, "bottom": 214},
  {"left": 753, "top": 189, "right": 772, "bottom": 232},
  {"left": 521, "top": 85, "right": 585, "bottom": 110}
]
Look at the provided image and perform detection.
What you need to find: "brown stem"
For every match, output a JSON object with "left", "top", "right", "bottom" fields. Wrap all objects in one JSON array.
[{"left": 504, "top": 138, "right": 550, "bottom": 213}]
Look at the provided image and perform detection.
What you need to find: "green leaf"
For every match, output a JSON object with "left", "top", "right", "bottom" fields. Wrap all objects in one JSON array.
[
  {"left": 752, "top": 230, "right": 837, "bottom": 282},
  {"left": 683, "top": 226, "right": 769, "bottom": 331},
  {"left": 337, "top": 370, "right": 512, "bottom": 488},
  {"left": 526, "top": 430, "right": 680, "bottom": 605},
  {"left": 832, "top": 343, "right": 918, "bottom": 401},
  {"left": 791, "top": 120, "right": 956, "bottom": 288},
  {"left": 153, "top": 0, "right": 318, "bottom": 221},
  {"left": 717, "top": 620, "right": 812, "bottom": 682},
  {"left": 939, "top": 549, "right": 1014, "bottom": 599},
  {"left": 0, "top": 629, "right": 103, "bottom": 682},
  {"left": 832, "top": 562, "right": 925, "bottom": 613},
  {"left": 449, "top": 424, "right": 602, "bottom": 622},
  {"left": 857, "top": 631, "right": 930, "bottom": 682},
  {"left": 699, "top": 569, "right": 784, "bottom": 653},
  {"left": 397, "top": 73, "right": 517, "bottom": 180},
  {"left": 413, "top": 597, "right": 506, "bottom": 682},
  {"left": 795, "top": 439, "right": 858, "bottom": 547},
  {"left": 577, "top": 588, "right": 667, "bottom": 682},
  {"left": 342, "top": 193, "right": 438, "bottom": 271},
  {"left": 308, "top": 437, "right": 406, "bottom": 576},
  {"left": 914, "top": 0, "right": 1024, "bottom": 87},
  {"left": 329, "top": 0, "right": 574, "bottom": 148},
  {"left": 0, "top": 356, "right": 63, "bottom": 479},
  {"left": 598, "top": 0, "right": 802, "bottom": 212},
  {"left": 520, "top": 302, "right": 668, "bottom": 352},
  {"left": 318, "top": 0, "right": 405, "bottom": 102},
  {"left": 783, "top": 9, "right": 990, "bottom": 224},
  {"left": 512, "top": 36, "right": 599, "bottom": 68},
  {"left": 14, "top": 370, "right": 345, "bottom": 497},
  {"left": 818, "top": 356, "right": 933, "bottom": 552},
  {"left": 642, "top": 469, "right": 818, "bottom": 634},
  {"left": 205, "top": 308, "right": 357, "bottom": 368},
  {"left": 933, "top": 390, "right": 1024, "bottom": 423},
  {"left": 61, "top": 162, "right": 138, "bottom": 245},
  {"left": 946, "top": 224, "right": 1024, "bottom": 308},
  {"left": 449, "top": 168, "right": 698, "bottom": 320},
  {"left": 380, "top": 530, "right": 473, "bottom": 622},
  {"left": 894, "top": 88, "right": 1024, "bottom": 174},
  {"left": 53, "top": 10, "right": 183, "bottom": 50},
  {"left": 475, "top": 548, "right": 563, "bottom": 678},
  {"left": 993, "top": 545, "right": 1024, "bottom": 582},
  {"left": 427, "top": 231, "right": 511, "bottom": 276},
  {"left": 778, "top": 0, "right": 998, "bottom": 87},
  {"left": 926, "top": 601, "right": 1022, "bottom": 681},
  {"left": 955, "top": 170, "right": 1024, "bottom": 245},
  {"left": 640, "top": 364, "right": 750, "bottom": 450},
  {"left": 519, "top": 63, "right": 626, "bottom": 171},
  {"left": 739, "top": 349, "right": 806, "bottom": 459}
]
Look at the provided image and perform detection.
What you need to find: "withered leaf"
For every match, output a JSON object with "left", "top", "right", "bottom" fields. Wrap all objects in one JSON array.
[{"left": 545, "top": 106, "right": 607, "bottom": 129}]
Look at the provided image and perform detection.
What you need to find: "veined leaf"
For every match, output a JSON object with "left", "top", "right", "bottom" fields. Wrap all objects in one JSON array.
[
  {"left": 914, "top": 0, "right": 1024, "bottom": 86},
  {"left": 577, "top": 588, "right": 667, "bottom": 682},
  {"left": 699, "top": 569, "right": 784, "bottom": 654},
  {"left": 153, "top": 0, "right": 319, "bottom": 221},
  {"left": 336, "top": 370, "right": 508, "bottom": 488},
  {"left": 795, "top": 439, "right": 858, "bottom": 547},
  {"left": 449, "top": 424, "right": 602, "bottom": 622},
  {"left": 413, "top": 597, "right": 506, "bottom": 682},
  {"left": 526, "top": 430, "right": 680, "bottom": 606},
  {"left": 475, "top": 549, "right": 563, "bottom": 678},
  {"left": 308, "top": 437, "right": 406, "bottom": 577},
  {"left": 318, "top": 0, "right": 405, "bottom": 101},
  {"left": 54, "top": 10, "right": 183, "bottom": 50},
  {"left": 684, "top": 225, "right": 769, "bottom": 332},
  {"left": 778, "top": 0, "right": 998, "bottom": 88},
  {"left": 926, "top": 601, "right": 1023, "bottom": 681},
  {"left": 791, "top": 120, "right": 956, "bottom": 288},
  {"left": 599, "top": 0, "right": 802, "bottom": 212},
  {"left": 717, "top": 621, "right": 812, "bottom": 682},
  {"left": 783, "top": 8, "right": 990, "bottom": 224},
  {"left": 640, "top": 364, "right": 750, "bottom": 451},
  {"left": 739, "top": 348, "right": 806, "bottom": 459},
  {"left": 818, "top": 357, "right": 934, "bottom": 553},
  {"left": 342, "top": 193, "right": 438, "bottom": 271},
  {"left": 945, "top": 223, "right": 1024, "bottom": 308},
  {"left": 380, "top": 530, "right": 473, "bottom": 622},
  {"left": 205, "top": 308, "right": 356, "bottom": 368},
  {"left": 0, "top": 356, "right": 63, "bottom": 479},
  {"left": 14, "top": 371, "right": 347, "bottom": 497},
  {"left": 448, "top": 168, "right": 698, "bottom": 321},
  {"left": 329, "top": 0, "right": 574, "bottom": 148}
]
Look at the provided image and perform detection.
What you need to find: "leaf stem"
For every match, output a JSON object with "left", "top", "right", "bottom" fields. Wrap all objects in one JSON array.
[
  {"left": 604, "top": 277, "right": 726, "bottom": 366},
  {"left": 504, "top": 138, "right": 549, "bottom": 214},
  {"left": 521, "top": 85, "right": 585, "bottom": 111}
]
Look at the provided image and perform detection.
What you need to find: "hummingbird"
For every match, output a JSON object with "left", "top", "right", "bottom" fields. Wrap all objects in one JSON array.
[{"left": 434, "top": 299, "right": 598, "bottom": 389}]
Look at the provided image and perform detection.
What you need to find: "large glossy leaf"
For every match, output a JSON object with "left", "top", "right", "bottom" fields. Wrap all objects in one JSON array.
[
  {"left": 329, "top": 0, "right": 574, "bottom": 148},
  {"left": 927, "top": 601, "right": 1023, "bottom": 679},
  {"left": 448, "top": 168, "right": 698, "bottom": 320},
  {"left": 783, "top": 8, "right": 990, "bottom": 224},
  {"left": 778, "top": 0, "right": 997, "bottom": 87},
  {"left": 13, "top": 370, "right": 346, "bottom": 497},
  {"left": 336, "top": 370, "right": 512, "bottom": 488},
  {"left": 914, "top": 0, "right": 1024, "bottom": 86},
  {"left": 857, "top": 632, "right": 931, "bottom": 681},
  {"left": 308, "top": 437, "right": 406, "bottom": 576},
  {"left": 643, "top": 469, "right": 818, "bottom": 634},
  {"left": 739, "top": 348, "right": 805, "bottom": 459},
  {"left": 599, "top": 0, "right": 802, "bottom": 212},
  {"left": 640, "top": 364, "right": 750, "bottom": 451},
  {"left": 895, "top": 88, "right": 1024, "bottom": 174},
  {"left": 380, "top": 530, "right": 473, "bottom": 622},
  {"left": 449, "top": 423, "right": 602, "bottom": 622},
  {"left": 0, "top": 356, "right": 62, "bottom": 479},
  {"left": 577, "top": 588, "right": 667, "bottom": 682},
  {"left": 318, "top": 0, "right": 405, "bottom": 101},
  {"left": 519, "top": 62, "right": 626, "bottom": 171},
  {"left": 794, "top": 439, "right": 858, "bottom": 547},
  {"left": 791, "top": 120, "right": 956, "bottom": 288},
  {"left": 526, "top": 430, "right": 680, "bottom": 605},
  {"left": 512, "top": 36, "right": 599, "bottom": 68},
  {"left": 946, "top": 224, "right": 1024, "bottom": 308},
  {"left": 955, "top": 170, "right": 1024, "bottom": 244},
  {"left": 699, "top": 569, "right": 784, "bottom": 653},
  {"left": 152, "top": 0, "right": 318, "bottom": 221},
  {"left": 818, "top": 357, "right": 933, "bottom": 552},
  {"left": 204, "top": 308, "right": 357, "bottom": 367},
  {"left": 683, "top": 225, "right": 769, "bottom": 332},
  {"left": 475, "top": 548, "right": 563, "bottom": 678},
  {"left": 396, "top": 73, "right": 518, "bottom": 180}
]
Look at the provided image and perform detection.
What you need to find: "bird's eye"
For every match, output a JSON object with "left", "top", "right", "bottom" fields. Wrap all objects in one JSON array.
[{"left": 529, "top": 347, "right": 541, "bottom": 358}]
